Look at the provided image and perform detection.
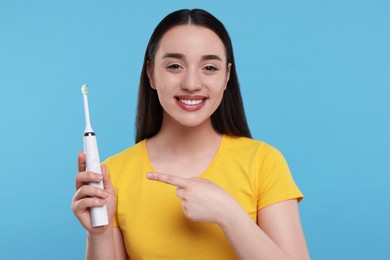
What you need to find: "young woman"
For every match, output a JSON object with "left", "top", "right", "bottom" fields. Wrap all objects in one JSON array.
[{"left": 72, "top": 9, "right": 310, "bottom": 260}]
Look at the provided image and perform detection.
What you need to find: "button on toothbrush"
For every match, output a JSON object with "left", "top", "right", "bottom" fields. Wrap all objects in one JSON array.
[{"left": 81, "top": 84, "right": 109, "bottom": 227}]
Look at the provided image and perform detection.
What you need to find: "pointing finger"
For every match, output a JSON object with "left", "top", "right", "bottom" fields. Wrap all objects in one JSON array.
[{"left": 146, "top": 172, "right": 191, "bottom": 188}]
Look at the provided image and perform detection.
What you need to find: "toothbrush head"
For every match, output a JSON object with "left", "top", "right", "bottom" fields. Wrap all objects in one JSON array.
[{"left": 81, "top": 84, "right": 89, "bottom": 94}]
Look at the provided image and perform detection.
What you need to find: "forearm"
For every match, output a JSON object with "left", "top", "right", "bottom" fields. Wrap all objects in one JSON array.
[
  {"left": 85, "top": 226, "right": 116, "bottom": 260},
  {"left": 218, "top": 206, "right": 294, "bottom": 260}
]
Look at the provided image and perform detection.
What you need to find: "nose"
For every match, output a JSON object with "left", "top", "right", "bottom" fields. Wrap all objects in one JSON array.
[{"left": 181, "top": 68, "right": 202, "bottom": 91}]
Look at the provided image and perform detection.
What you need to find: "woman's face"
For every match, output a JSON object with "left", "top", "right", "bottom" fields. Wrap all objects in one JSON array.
[{"left": 148, "top": 25, "right": 231, "bottom": 128}]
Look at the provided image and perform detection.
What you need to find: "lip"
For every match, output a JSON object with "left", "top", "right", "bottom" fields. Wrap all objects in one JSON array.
[{"left": 175, "top": 95, "right": 207, "bottom": 112}]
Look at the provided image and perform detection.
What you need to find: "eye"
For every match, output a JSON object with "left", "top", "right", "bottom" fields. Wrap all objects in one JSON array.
[
  {"left": 203, "top": 66, "right": 218, "bottom": 72},
  {"left": 167, "top": 64, "right": 182, "bottom": 70}
]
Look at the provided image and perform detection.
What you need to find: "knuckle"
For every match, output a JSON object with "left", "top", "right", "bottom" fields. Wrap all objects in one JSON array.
[
  {"left": 88, "top": 172, "right": 96, "bottom": 179},
  {"left": 71, "top": 193, "right": 77, "bottom": 203},
  {"left": 164, "top": 175, "right": 173, "bottom": 182},
  {"left": 71, "top": 200, "right": 79, "bottom": 213},
  {"left": 75, "top": 173, "right": 81, "bottom": 182},
  {"left": 75, "top": 185, "right": 92, "bottom": 198},
  {"left": 183, "top": 209, "right": 193, "bottom": 220},
  {"left": 77, "top": 185, "right": 87, "bottom": 194},
  {"left": 182, "top": 192, "right": 189, "bottom": 200},
  {"left": 75, "top": 171, "right": 86, "bottom": 182},
  {"left": 94, "top": 198, "right": 105, "bottom": 206}
]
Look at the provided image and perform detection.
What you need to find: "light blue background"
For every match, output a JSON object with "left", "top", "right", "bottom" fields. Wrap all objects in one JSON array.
[{"left": 1, "top": 0, "right": 389, "bottom": 259}]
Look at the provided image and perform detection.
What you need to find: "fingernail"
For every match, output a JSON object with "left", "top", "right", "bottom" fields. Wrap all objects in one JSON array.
[
  {"left": 96, "top": 174, "right": 103, "bottom": 181},
  {"left": 146, "top": 172, "right": 154, "bottom": 179},
  {"left": 102, "top": 191, "right": 110, "bottom": 197}
]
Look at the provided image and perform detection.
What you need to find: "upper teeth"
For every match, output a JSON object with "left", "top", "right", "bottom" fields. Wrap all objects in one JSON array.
[{"left": 179, "top": 99, "right": 204, "bottom": 105}]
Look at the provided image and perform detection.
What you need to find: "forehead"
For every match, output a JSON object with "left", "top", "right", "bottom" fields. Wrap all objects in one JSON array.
[{"left": 156, "top": 25, "right": 227, "bottom": 60}]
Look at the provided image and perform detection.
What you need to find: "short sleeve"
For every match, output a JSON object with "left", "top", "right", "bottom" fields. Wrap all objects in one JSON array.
[{"left": 257, "top": 146, "right": 303, "bottom": 210}]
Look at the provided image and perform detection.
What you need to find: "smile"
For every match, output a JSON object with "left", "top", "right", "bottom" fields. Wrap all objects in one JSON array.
[
  {"left": 175, "top": 96, "right": 207, "bottom": 111},
  {"left": 178, "top": 98, "right": 206, "bottom": 105}
]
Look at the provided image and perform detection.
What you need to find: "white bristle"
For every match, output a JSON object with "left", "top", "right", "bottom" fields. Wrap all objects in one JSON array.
[{"left": 81, "top": 84, "right": 88, "bottom": 94}]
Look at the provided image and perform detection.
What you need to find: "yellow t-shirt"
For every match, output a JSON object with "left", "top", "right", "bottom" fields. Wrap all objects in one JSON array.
[{"left": 104, "top": 135, "right": 303, "bottom": 259}]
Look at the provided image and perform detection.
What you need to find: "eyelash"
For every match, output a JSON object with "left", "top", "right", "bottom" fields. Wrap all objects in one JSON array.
[
  {"left": 166, "top": 64, "right": 219, "bottom": 72},
  {"left": 203, "top": 66, "right": 218, "bottom": 71},
  {"left": 167, "top": 64, "right": 182, "bottom": 70}
]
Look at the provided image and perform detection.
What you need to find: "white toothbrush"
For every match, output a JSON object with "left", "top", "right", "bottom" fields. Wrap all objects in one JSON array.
[{"left": 81, "top": 84, "right": 109, "bottom": 227}]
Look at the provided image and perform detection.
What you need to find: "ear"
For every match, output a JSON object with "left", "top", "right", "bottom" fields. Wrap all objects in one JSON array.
[
  {"left": 224, "top": 63, "right": 232, "bottom": 90},
  {"left": 146, "top": 60, "right": 155, "bottom": 89}
]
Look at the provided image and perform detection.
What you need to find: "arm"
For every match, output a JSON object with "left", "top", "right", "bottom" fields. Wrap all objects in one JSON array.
[
  {"left": 86, "top": 226, "right": 128, "bottom": 260},
  {"left": 147, "top": 172, "right": 310, "bottom": 260},
  {"left": 72, "top": 152, "right": 128, "bottom": 260},
  {"left": 219, "top": 199, "right": 310, "bottom": 260}
]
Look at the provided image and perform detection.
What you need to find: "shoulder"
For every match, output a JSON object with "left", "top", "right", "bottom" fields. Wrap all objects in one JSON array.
[
  {"left": 224, "top": 135, "right": 284, "bottom": 161},
  {"left": 103, "top": 140, "right": 146, "bottom": 180},
  {"left": 104, "top": 141, "right": 143, "bottom": 165}
]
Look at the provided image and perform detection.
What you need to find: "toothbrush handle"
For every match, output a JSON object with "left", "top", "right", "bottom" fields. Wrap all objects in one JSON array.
[{"left": 84, "top": 133, "right": 109, "bottom": 227}]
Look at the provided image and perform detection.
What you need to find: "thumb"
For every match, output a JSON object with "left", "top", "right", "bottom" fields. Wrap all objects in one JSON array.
[
  {"left": 101, "top": 165, "right": 114, "bottom": 192},
  {"left": 77, "top": 152, "right": 86, "bottom": 172}
]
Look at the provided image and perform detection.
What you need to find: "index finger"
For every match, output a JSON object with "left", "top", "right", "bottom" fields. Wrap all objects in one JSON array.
[{"left": 146, "top": 172, "right": 191, "bottom": 188}]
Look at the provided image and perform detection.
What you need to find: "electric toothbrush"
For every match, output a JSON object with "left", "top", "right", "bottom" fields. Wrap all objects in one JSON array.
[{"left": 81, "top": 84, "right": 109, "bottom": 227}]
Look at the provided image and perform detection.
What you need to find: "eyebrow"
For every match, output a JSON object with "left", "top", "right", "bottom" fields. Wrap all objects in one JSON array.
[
  {"left": 162, "top": 53, "right": 184, "bottom": 59},
  {"left": 202, "top": 54, "right": 222, "bottom": 62},
  {"left": 162, "top": 53, "right": 222, "bottom": 62}
]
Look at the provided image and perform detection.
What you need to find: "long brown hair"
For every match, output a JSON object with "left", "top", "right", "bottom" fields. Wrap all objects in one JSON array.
[{"left": 135, "top": 9, "right": 251, "bottom": 143}]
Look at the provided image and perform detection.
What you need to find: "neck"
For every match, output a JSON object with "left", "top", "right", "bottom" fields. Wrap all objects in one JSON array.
[{"left": 148, "top": 115, "right": 222, "bottom": 156}]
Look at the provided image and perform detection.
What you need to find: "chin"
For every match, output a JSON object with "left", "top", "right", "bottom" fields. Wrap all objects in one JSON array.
[
  {"left": 178, "top": 120, "right": 207, "bottom": 128},
  {"left": 163, "top": 110, "right": 214, "bottom": 129},
  {"left": 174, "top": 116, "right": 212, "bottom": 129}
]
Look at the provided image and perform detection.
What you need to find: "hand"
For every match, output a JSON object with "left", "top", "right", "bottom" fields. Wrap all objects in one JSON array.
[
  {"left": 146, "top": 172, "right": 240, "bottom": 225},
  {"left": 71, "top": 152, "right": 117, "bottom": 234}
]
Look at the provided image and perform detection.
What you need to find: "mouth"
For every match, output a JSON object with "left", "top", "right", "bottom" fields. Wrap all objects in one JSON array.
[
  {"left": 175, "top": 96, "right": 207, "bottom": 105},
  {"left": 175, "top": 96, "right": 207, "bottom": 111},
  {"left": 176, "top": 98, "right": 206, "bottom": 105}
]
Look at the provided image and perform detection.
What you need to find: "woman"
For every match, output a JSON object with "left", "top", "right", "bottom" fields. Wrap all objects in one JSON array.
[{"left": 72, "top": 9, "right": 310, "bottom": 260}]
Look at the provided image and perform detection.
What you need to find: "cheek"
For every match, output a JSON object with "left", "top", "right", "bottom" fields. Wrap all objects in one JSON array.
[
  {"left": 210, "top": 76, "right": 229, "bottom": 94},
  {"left": 154, "top": 72, "right": 183, "bottom": 90}
]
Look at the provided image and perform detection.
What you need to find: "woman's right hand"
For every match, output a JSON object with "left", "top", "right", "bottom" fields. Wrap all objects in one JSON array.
[{"left": 71, "top": 152, "right": 117, "bottom": 234}]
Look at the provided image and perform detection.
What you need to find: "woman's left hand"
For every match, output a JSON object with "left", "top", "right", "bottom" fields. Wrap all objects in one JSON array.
[{"left": 146, "top": 172, "right": 240, "bottom": 225}]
